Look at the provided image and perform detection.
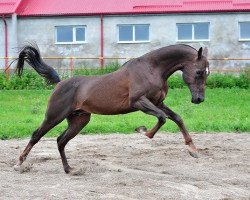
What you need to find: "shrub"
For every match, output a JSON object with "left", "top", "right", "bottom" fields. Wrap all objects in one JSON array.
[
  {"left": 168, "top": 74, "right": 185, "bottom": 88},
  {"left": 74, "top": 64, "right": 120, "bottom": 76},
  {"left": 206, "top": 71, "right": 249, "bottom": 89},
  {"left": 0, "top": 66, "right": 249, "bottom": 90},
  {"left": 0, "top": 70, "right": 53, "bottom": 90}
]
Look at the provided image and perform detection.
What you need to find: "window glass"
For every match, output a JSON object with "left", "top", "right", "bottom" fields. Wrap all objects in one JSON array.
[
  {"left": 240, "top": 22, "right": 250, "bottom": 39},
  {"left": 76, "top": 27, "right": 85, "bottom": 41},
  {"left": 56, "top": 26, "right": 86, "bottom": 43},
  {"left": 118, "top": 24, "right": 149, "bottom": 42},
  {"left": 177, "top": 23, "right": 209, "bottom": 41},
  {"left": 119, "top": 25, "right": 133, "bottom": 41},
  {"left": 135, "top": 25, "right": 149, "bottom": 41},
  {"left": 177, "top": 24, "right": 192, "bottom": 40},
  {"left": 57, "top": 26, "right": 73, "bottom": 42},
  {"left": 194, "top": 23, "right": 209, "bottom": 40}
]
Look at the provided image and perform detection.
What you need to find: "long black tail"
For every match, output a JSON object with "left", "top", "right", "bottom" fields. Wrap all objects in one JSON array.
[{"left": 16, "top": 45, "right": 61, "bottom": 84}]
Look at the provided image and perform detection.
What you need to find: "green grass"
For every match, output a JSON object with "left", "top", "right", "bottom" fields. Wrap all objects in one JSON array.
[{"left": 0, "top": 88, "right": 249, "bottom": 139}]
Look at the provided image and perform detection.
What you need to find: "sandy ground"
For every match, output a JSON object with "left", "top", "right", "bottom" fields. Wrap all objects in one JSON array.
[{"left": 0, "top": 133, "right": 249, "bottom": 200}]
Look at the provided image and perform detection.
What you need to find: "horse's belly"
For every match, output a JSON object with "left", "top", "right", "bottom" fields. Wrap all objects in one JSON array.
[
  {"left": 75, "top": 71, "right": 132, "bottom": 115},
  {"left": 80, "top": 96, "right": 133, "bottom": 115}
]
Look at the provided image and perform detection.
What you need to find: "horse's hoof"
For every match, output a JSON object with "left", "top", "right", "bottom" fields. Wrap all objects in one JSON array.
[
  {"left": 145, "top": 133, "right": 154, "bottom": 139},
  {"left": 187, "top": 146, "right": 199, "bottom": 158},
  {"left": 64, "top": 166, "right": 84, "bottom": 175},
  {"left": 69, "top": 168, "right": 85, "bottom": 176},
  {"left": 14, "top": 164, "right": 21, "bottom": 172},
  {"left": 135, "top": 126, "right": 147, "bottom": 134},
  {"left": 14, "top": 163, "right": 32, "bottom": 173}
]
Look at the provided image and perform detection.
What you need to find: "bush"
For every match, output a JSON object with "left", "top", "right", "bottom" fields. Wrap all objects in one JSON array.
[
  {"left": 0, "top": 70, "right": 53, "bottom": 90},
  {"left": 74, "top": 64, "right": 120, "bottom": 76},
  {"left": 0, "top": 66, "right": 249, "bottom": 90},
  {"left": 168, "top": 74, "right": 185, "bottom": 88},
  {"left": 168, "top": 70, "right": 249, "bottom": 89},
  {"left": 237, "top": 68, "right": 250, "bottom": 89},
  {"left": 206, "top": 70, "right": 249, "bottom": 89}
]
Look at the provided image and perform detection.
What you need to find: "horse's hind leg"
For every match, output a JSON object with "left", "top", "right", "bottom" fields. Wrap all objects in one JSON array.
[
  {"left": 57, "top": 112, "right": 91, "bottom": 174},
  {"left": 15, "top": 116, "right": 64, "bottom": 169}
]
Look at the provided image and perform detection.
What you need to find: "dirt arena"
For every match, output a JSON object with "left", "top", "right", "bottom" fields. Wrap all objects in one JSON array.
[{"left": 0, "top": 133, "right": 249, "bottom": 200}]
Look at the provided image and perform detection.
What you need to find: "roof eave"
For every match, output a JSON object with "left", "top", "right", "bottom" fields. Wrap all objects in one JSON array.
[
  {"left": 17, "top": 9, "right": 250, "bottom": 17},
  {"left": 0, "top": 13, "right": 13, "bottom": 16}
]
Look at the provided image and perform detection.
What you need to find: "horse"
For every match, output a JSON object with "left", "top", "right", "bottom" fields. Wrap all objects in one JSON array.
[{"left": 13, "top": 44, "right": 209, "bottom": 174}]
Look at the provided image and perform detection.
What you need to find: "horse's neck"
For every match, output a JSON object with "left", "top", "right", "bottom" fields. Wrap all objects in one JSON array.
[
  {"left": 151, "top": 47, "right": 194, "bottom": 80},
  {"left": 158, "top": 56, "right": 191, "bottom": 80},
  {"left": 162, "top": 62, "right": 184, "bottom": 80}
]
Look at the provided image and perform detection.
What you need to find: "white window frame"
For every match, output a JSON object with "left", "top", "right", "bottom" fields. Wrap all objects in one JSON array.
[
  {"left": 176, "top": 22, "right": 210, "bottom": 42},
  {"left": 117, "top": 24, "right": 150, "bottom": 43},
  {"left": 55, "top": 25, "right": 87, "bottom": 44},
  {"left": 239, "top": 22, "right": 250, "bottom": 41}
]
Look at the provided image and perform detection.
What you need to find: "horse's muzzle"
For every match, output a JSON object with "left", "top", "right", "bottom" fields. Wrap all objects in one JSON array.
[{"left": 191, "top": 96, "right": 204, "bottom": 104}]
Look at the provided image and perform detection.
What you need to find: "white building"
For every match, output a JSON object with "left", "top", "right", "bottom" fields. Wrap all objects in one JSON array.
[{"left": 1, "top": 0, "right": 250, "bottom": 71}]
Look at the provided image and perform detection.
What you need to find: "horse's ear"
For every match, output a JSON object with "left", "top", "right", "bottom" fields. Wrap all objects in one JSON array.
[
  {"left": 203, "top": 47, "right": 208, "bottom": 57},
  {"left": 198, "top": 47, "right": 203, "bottom": 60}
]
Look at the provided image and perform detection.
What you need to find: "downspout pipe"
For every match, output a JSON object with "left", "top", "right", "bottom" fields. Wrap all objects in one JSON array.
[
  {"left": 2, "top": 15, "right": 8, "bottom": 80},
  {"left": 100, "top": 14, "right": 104, "bottom": 68}
]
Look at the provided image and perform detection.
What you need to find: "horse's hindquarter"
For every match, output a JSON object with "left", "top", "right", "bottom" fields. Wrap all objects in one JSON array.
[{"left": 75, "top": 70, "right": 132, "bottom": 115}]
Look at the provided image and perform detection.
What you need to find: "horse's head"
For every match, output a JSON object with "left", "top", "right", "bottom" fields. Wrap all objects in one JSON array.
[{"left": 182, "top": 47, "right": 209, "bottom": 104}]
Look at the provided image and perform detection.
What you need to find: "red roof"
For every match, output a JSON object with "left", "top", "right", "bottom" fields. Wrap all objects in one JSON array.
[
  {"left": 0, "top": 0, "right": 21, "bottom": 15},
  {"left": 1, "top": 0, "right": 250, "bottom": 16}
]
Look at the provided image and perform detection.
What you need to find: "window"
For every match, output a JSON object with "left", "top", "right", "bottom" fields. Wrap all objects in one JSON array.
[
  {"left": 55, "top": 26, "right": 86, "bottom": 44},
  {"left": 239, "top": 22, "right": 250, "bottom": 40},
  {"left": 118, "top": 24, "right": 150, "bottom": 43},
  {"left": 177, "top": 23, "right": 209, "bottom": 41}
]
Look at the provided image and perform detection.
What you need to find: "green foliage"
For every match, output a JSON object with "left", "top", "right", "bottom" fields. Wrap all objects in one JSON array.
[
  {"left": 167, "top": 74, "right": 185, "bottom": 89},
  {"left": 168, "top": 70, "right": 250, "bottom": 89},
  {"left": 206, "top": 72, "right": 250, "bottom": 89},
  {"left": 74, "top": 63, "right": 120, "bottom": 76},
  {"left": 0, "top": 66, "right": 249, "bottom": 89},
  {"left": 0, "top": 70, "right": 53, "bottom": 90}
]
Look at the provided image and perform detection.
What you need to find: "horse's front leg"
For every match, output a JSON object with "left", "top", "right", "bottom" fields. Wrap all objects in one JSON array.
[
  {"left": 159, "top": 103, "right": 198, "bottom": 158},
  {"left": 131, "top": 96, "right": 167, "bottom": 139}
]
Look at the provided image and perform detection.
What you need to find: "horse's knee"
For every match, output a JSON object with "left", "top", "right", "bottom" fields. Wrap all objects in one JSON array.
[
  {"left": 158, "top": 112, "right": 167, "bottom": 123},
  {"left": 159, "top": 116, "right": 166, "bottom": 123}
]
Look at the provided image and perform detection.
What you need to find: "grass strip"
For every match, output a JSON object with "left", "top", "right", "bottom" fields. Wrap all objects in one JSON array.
[{"left": 0, "top": 88, "right": 249, "bottom": 139}]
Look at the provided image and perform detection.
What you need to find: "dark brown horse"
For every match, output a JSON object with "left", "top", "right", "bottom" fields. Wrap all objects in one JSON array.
[{"left": 14, "top": 44, "right": 209, "bottom": 174}]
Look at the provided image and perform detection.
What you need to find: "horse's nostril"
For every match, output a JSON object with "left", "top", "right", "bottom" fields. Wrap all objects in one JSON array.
[{"left": 197, "top": 97, "right": 204, "bottom": 102}]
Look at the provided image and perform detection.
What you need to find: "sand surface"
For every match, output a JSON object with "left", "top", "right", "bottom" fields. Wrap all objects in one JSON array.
[{"left": 0, "top": 133, "right": 249, "bottom": 200}]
